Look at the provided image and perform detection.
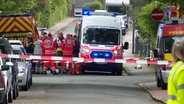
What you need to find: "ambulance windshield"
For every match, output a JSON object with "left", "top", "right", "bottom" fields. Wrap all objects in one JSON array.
[
  {"left": 83, "top": 28, "right": 120, "bottom": 45},
  {"left": 163, "top": 36, "right": 184, "bottom": 53}
]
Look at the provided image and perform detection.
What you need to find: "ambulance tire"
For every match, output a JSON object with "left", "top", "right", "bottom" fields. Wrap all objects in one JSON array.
[
  {"left": 81, "top": 66, "right": 85, "bottom": 74},
  {"left": 116, "top": 64, "right": 123, "bottom": 76},
  {"left": 111, "top": 70, "right": 116, "bottom": 75}
]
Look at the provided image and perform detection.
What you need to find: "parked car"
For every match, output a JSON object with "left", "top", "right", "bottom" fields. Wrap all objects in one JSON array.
[
  {"left": 0, "top": 56, "right": 13, "bottom": 104},
  {"left": 12, "top": 45, "right": 32, "bottom": 91},
  {"left": 0, "top": 37, "right": 19, "bottom": 100},
  {"left": 9, "top": 40, "right": 33, "bottom": 85},
  {"left": 1, "top": 61, "right": 14, "bottom": 103}
]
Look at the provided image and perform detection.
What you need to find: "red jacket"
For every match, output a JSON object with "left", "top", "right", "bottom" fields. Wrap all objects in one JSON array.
[
  {"left": 61, "top": 36, "right": 74, "bottom": 57},
  {"left": 41, "top": 37, "right": 54, "bottom": 56}
]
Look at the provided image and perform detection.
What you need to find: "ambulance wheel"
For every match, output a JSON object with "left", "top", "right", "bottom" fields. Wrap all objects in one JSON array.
[
  {"left": 42, "top": 71, "right": 47, "bottom": 74},
  {"left": 81, "top": 66, "right": 85, "bottom": 74},
  {"left": 116, "top": 68, "right": 122, "bottom": 76},
  {"left": 112, "top": 64, "right": 122, "bottom": 76}
]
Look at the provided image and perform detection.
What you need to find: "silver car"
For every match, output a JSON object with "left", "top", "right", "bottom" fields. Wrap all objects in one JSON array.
[
  {"left": 0, "top": 62, "right": 10, "bottom": 104},
  {"left": 1, "top": 59, "right": 14, "bottom": 103},
  {"left": 11, "top": 45, "right": 32, "bottom": 91}
]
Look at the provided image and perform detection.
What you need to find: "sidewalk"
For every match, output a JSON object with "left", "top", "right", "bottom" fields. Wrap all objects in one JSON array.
[
  {"left": 123, "top": 28, "right": 167, "bottom": 104},
  {"left": 47, "top": 17, "right": 78, "bottom": 35}
]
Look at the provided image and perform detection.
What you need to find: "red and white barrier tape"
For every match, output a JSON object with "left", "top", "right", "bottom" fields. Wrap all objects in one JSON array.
[{"left": 0, "top": 54, "right": 172, "bottom": 65}]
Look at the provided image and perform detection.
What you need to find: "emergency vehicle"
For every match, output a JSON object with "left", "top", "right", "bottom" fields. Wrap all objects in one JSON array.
[
  {"left": 154, "top": 6, "right": 184, "bottom": 89},
  {"left": 78, "top": 11, "right": 129, "bottom": 75},
  {"left": 0, "top": 14, "right": 38, "bottom": 42},
  {"left": 105, "top": 0, "right": 129, "bottom": 28}
]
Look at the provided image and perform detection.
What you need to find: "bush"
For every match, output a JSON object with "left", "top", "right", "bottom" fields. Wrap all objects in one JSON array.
[{"left": 83, "top": 0, "right": 104, "bottom": 11}]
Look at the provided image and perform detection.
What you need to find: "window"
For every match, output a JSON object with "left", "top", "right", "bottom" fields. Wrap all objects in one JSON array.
[
  {"left": 163, "top": 36, "right": 184, "bottom": 53},
  {"left": 83, "top": 28, "right": 120, "bottom": 45}
]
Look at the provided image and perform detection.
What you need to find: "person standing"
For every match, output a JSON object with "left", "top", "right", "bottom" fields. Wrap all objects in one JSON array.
[
  {"left": 33, "top": 35, "right": 43, "bottom": 74},
  {"left": 61, "top": 34, "right": 75, "bottom": 74},
  {"left": 72, "top": 35, "right": 80, "bottom": 57},
  {"left": 25, "top": 37, "right": 34, "bottom": 54},
  {"left": 167, "top": 38, "right": 184, "bottom": 104},
  {"left": 33, "top": 35, "right": 43, "bottom": 55},
  {"left": 41, "top": 33, "right": 55, "bottom": 74},
  {"left": 61, "top": 34, "right": 75, "bottom": 57},
  {"left": 24, "top": 32, "right": 33, "bottom": 46},
  {"left": 53, "top": 32, "right": 64, "bottom": 73}
]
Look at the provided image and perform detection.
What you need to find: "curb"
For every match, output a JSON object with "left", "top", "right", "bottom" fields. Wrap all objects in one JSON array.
[{"left": 124, "top": 65, "right": 167, "bottom": 104}]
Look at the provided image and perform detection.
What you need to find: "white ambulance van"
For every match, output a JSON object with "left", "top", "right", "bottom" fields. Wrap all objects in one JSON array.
[{"left": 78, "top": 13, "right": 129, "bottom": 75}]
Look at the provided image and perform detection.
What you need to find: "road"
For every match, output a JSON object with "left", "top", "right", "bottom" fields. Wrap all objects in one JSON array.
[
  {"left": 13, "top": 72, "right": 161, "bottom": 104},
  {"left": 12, "top": 19, "right": 162, "bottom": 104}
]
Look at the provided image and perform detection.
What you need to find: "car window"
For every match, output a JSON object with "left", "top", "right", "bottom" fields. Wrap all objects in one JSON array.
[
  {"left": 10, "top": 43, "right": 21, "bottom": 45},
  {"left": 20, "top": 47, "right": 26, "bottom": 54},
  {"left": 13, "top": 50, "right": 21, "bottom": 54}
]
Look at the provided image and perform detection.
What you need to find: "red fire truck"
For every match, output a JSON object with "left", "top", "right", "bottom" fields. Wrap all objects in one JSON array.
[
  {"left": 154, "top": 20, "right": 184, "bottom": 89},
  {"left": 0, "top": 13, "right": 38, "bottom": 42}
]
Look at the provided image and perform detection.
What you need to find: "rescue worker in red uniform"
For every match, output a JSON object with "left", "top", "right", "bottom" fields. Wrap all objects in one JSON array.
[
  {"left": 41, "top": 33, "right": 55, "bottom": 74},
  {"left": 61, "top": 34, "right": 75, "bottom": 74},
  {"left": 61, "top": 34, "right": 75, "bottom": 57}
]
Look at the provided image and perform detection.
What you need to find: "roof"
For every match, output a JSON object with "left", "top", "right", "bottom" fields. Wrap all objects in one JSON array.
[
  {"left": 9, "top": 40, "right": 23, "bottom": 46},
  {"left": 9, "top": 40, "right": 22, "bottom": 44}
]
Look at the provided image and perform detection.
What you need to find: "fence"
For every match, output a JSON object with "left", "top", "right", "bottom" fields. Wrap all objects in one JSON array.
[{"left": 134, "top": 36, "right": 151, "bottom": 59}]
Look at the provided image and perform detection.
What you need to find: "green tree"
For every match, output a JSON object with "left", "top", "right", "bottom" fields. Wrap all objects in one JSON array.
[
  {"left": 83, "top": 0, "right": 104, "bottom": 11},
  {"left": 0, "top": 0, "right": 35, "bottom": 14},
  {"left": 136, "top": 2, "right": 158, "bottom": 48}
]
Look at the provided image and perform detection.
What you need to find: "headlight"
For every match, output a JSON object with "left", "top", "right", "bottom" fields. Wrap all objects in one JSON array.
[
  {"left": 114, "top": 49, "right": 122, "bottom": 55},
  {"left": 80, "top": 47, "right": 90, "bottom": 54}
]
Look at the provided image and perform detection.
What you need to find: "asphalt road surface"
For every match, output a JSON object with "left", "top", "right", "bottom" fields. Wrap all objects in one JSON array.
[{"left": 13, "top": 71, "right": 162, "bottom": 104}]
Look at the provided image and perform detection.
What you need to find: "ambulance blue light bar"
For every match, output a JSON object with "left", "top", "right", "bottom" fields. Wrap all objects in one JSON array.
[
  {"left": 82, "top": 9, "right": 90, "bottom": 16},
  {"left": 82, "top": 9, "right": 116, "bottom": 16}
]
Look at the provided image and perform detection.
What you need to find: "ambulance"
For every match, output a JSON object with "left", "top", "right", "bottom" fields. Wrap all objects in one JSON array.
[
  {"left": 0, "top": 13, "right": 38, "bottom": 42},
  {"left": 154, "top": 19, "right": 184, "bottom": 89},
  {"left": 78, "top": 11, "right": 129, "bottom": 75}
]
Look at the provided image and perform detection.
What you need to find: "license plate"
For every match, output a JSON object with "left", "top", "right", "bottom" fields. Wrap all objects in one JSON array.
[{"left": 96, "top": 62, "right": 107, "bottom": 64}]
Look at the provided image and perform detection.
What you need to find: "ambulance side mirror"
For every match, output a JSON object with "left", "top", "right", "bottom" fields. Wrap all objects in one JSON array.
[
  {"left": 122, "top": 31, "right": 126, "bottom": 35},
  {"left": 153, "top": 49, "right": 158, "bottom": 58},
  {"left": 123, "top": 42, "right": 129, "bottom": 50}
]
